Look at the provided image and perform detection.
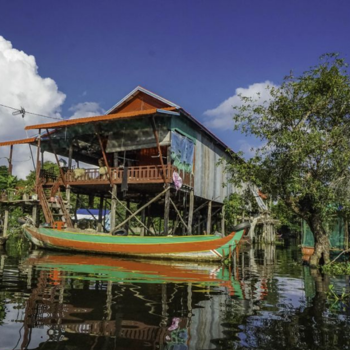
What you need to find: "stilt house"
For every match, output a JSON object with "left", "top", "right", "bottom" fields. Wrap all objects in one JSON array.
[{"left": 0, "top": 86, "right": 238, "bottom": 235}]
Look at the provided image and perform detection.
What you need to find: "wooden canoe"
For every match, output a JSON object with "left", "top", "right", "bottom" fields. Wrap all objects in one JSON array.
[{"left": 22, "top": 224, "right": 249, "bottom": 261}]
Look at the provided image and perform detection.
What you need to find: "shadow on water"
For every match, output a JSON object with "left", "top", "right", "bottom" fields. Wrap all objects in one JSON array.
[{"left": 0, "top": 236, "right": 350, "bottom": 350}]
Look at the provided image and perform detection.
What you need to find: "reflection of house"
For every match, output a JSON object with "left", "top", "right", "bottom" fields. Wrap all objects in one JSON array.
[{"left": 0, "top": 86, "right": 240, "bottom": 234}]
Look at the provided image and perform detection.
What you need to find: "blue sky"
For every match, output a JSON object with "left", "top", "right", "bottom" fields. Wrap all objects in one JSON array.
[{"left": 1, "top": 0, "right": 350, "bottom": 164}]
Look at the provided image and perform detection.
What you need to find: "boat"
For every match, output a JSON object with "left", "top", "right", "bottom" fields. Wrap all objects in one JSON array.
[{"left": 22, "top": 222, "right": 250, "bottom": 261}]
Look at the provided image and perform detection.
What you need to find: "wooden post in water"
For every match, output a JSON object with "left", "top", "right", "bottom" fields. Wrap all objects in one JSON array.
[
  {"left": 188, "top": 190, "right": 194, "bottom": 234},
  {"left": 206, "top": 201, "right": 212, "bottom": 234},
  {"left": 110, "top": 185, "right": 117, "bottom": 233},
  {"left": 125, "top": 199, "right": 130, "bottom": 234},
  {"left": 221, "top": 204, "right": 225, "bottom": 235},
  {"left": 164, "top": 187, "right": 170, "bottom": 235},
  {"left": 98, "top": 195, "right": 104, "bottom": 232},
  {"left": 141, "top": 207, "right": 146, "bottom": 236},
  {"left": 3, "top": 208, "right": 9, "bottom": 237},
  {"left": 32, "top": 205, "right": 38, "bottom": 227}
]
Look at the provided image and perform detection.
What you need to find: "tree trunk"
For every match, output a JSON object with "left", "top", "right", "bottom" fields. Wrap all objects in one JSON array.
[{"left": 308, "top": 215, "right": 330, "bottom": 266}]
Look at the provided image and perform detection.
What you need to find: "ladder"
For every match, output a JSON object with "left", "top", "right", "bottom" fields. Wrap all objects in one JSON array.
[
  {"left": 249, "top": 185, "right": 268, "bottom": 211},
  {"left": 56, "top": 195, "right": 73, "bottom": 228},
  {"left": 37, "top": 183, "right": 54, "bottom": 226}
]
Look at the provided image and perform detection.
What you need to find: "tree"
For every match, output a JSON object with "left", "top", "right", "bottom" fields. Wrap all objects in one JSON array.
[
  {"left": 227, "top": 54, "right": 350, "bottom": 266},
  {"left": 0, "top": 166, "right": 17, "bottom": 192}
]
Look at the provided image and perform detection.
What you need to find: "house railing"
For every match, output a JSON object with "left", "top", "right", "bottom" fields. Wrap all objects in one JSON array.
[{"left": 41, "top": 164, "right": 193, "bottom": 188}]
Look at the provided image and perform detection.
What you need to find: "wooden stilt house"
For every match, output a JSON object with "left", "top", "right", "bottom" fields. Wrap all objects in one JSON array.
[{"left": 0, "top": 86, "right": 238, "bottom": 235}]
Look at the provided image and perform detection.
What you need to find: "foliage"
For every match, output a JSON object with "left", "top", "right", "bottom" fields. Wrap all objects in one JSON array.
[
  {"left": 224, "top": 193, "right": 246, "bottom": 228},
  {"left": 322, "top": 262, "right": 350, "bottom": 275},
  {"left": 271, "top": 201, "right": 301, "bottom": 233},
  {"left": 0, "top": 165, "right": 17, "bottom": 192},
  {"left": 226, "top": 54, "right": 350, "bottom": 264}
]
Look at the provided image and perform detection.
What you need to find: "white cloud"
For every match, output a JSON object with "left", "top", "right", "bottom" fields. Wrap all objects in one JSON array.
[
  {"left": 0, "top": 36, "right": 103, "bottom": 178},
  {"left": 203, "top": 81, "right": 278, "bottom": 130},
  {"left": 0, "top": 35, "right": 66, "bottom": 178},
  {"left": 69, "top": 102, "right": 105, "bottom": 119}
]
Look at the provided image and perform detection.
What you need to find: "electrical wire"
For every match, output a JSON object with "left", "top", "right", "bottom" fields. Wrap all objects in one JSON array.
[{"left": 0, "top": 102, "right": 62, "bottom": 120}]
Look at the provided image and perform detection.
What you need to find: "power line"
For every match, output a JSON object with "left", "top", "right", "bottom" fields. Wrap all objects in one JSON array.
[{"left": 0, "top": 103, "right": 62, "bottom": 120}]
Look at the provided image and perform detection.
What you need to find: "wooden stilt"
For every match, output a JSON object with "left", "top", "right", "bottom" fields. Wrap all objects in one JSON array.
[
  {"left": 221, "top": 204, "right": 225, "bottom": 235},
  {"left": 110, "top": 192, "right": 154, "bottom": 235},
  {"left": 68, "top": 142, "right": 73, "bottom": 170},
  {"left": 32, "top": 205, "right": 38, "bottom": 227},
  {"left": 150, "top": 116, "right": 167, "bottom": 183},
  {"left": 125, "top": 200, "right": 130, "bottom": 234},
  {"left": 141, "top": 207, "right": 146, "bottom": 237},
  {"left": 3, "top": 209, "right": 9, "bottom": 237},
  {"left": 98, "top": 195, "right": 104, "bottom": 232},
  {"left": 94, "top": 125, "right": 112, "bottom": 185},
  {"left": 8, "top": 145, "right": 13, "bottom": 175},
  {"left": 46, "top": 128, "right": 66, "bottom": 186},
  {"left": 110, "top": 185, "right": 117, "bottom": 232},
  {"left": 74, "top": 193, "right": 79, "bottom": 224},
  {"left": 170, "top": 198, "right": 188, "bottom": 231},
  {"left": 206, "top": 200, "right": 212, "bottom": 234},
  {"left": 188, "top": 190, "right": 194, "bottom": 234},
  {"left": 113, "top": 187, "right": 170, "bottom": 232},
  {"left": 164, "top": 187, "right": 170, "bottom": 234}
]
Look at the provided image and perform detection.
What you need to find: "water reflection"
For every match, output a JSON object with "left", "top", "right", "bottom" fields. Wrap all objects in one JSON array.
[{"left": 0, "top": 244, "right": 349, "bottom": 350}]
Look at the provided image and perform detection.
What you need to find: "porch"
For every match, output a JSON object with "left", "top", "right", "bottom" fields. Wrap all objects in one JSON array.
[{"left": 41, "top": 164, "right": 194, "bottom": 188}]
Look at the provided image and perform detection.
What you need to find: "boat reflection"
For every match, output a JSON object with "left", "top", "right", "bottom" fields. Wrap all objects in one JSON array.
[{"left": 17, "top": 251, "right": 245, "bottom": 350}]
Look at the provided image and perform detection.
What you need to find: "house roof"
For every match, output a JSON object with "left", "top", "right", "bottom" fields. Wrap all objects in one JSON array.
[
  {"left": 1, "top": 86, "right": 235, "bottom": 157},
  {"left": 0, "top": 136, "right": 37, "bottom": 147},
  {"left": 24, "top": 107, "right": 177, "bottom": 130},
  {"left": 106, "top": 86, "right": 180, "bottom": 114}
]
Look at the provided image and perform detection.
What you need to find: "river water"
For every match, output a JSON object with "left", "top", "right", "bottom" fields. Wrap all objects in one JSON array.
[{"left": 0, "top": 238, "right": 350, "bottom": 350}]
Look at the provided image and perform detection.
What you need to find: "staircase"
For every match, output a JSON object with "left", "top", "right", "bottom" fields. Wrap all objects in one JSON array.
[
  {"left": 37, "top": 183, "right": 54, "bottom": 226},
  {"left": 56, "top": 195, "right": 73, "bottom": 228},
  {"left": 37, "top": 183, "right": 73, "bottom": 228}
]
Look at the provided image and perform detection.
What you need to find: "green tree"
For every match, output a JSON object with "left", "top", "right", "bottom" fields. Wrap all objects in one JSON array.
[
  {"left": 0, "top": 165, "right": 17, "bottom": 192},
  {"left": 227, "top": 54, "right": 350, "bottom": 266}
]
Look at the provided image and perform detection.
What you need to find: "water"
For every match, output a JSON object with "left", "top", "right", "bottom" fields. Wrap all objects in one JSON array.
[{"left": 0, "top": 240, "right": 350, "bottom": 350}]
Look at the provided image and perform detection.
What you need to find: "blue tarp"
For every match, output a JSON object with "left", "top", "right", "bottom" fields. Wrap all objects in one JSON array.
[
  {"left": 170, "top": 131, "right": 195, "bottom": 173},
  {"left": 76, "top": 209, "right": 111, "bottom": 230}
]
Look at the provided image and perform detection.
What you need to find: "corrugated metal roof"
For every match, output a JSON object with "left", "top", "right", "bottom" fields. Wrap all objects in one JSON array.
[
  {"left": 0, "top": 137, "right": 37, "bottom": 147},
  {"left": 24, "top": 107, "right": 177, "bottom": 130},
  {"left": 105, "top": 86, "right": 181, "bottom": 115}
]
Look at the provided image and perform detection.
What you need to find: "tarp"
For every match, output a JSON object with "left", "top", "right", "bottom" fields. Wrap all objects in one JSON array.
[
  {"left": 302, "top": 217, "right": 345, "bottom": 249},
  {"left": 76, "top": 209, "right": 111, "bottom": 230},
  {"left": 170, "top": 131, "right": 195, "bottom": 173},
  {"left": 106, "top": 119, "right": 171, "bottom": 152}
]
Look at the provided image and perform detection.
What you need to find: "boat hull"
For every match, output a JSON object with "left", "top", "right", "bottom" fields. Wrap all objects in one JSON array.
[{"left": 22, "top": 225, "right": 246, "bottom": 261}]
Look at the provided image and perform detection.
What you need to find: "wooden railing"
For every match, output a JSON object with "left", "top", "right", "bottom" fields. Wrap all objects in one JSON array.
[{"left": 42, "top": 164, "right": 194, "bottom": 188}]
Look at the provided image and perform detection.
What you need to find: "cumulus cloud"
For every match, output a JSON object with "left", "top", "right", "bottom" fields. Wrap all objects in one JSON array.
[
  {"left": 0, "top": 36, "right": 66, "bottom": 177},
  {"left": 69, "top": 102, "right": 105, "bottom": 119},
  {"left": 0, "top": 36, "right": 103, "bottom": 178},
  {"left": 203, "top": 81, "right": 278, "bottom": 130}
]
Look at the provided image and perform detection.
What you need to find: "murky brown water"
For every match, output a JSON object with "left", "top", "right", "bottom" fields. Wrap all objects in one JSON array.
[{"left": 0, "top": 238, "right": 350, "bottom": 350}]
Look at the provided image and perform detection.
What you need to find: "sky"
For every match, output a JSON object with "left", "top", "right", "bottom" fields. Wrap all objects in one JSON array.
[{"left": 1, "top": 0, "right": 350, "bottom": 177}]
